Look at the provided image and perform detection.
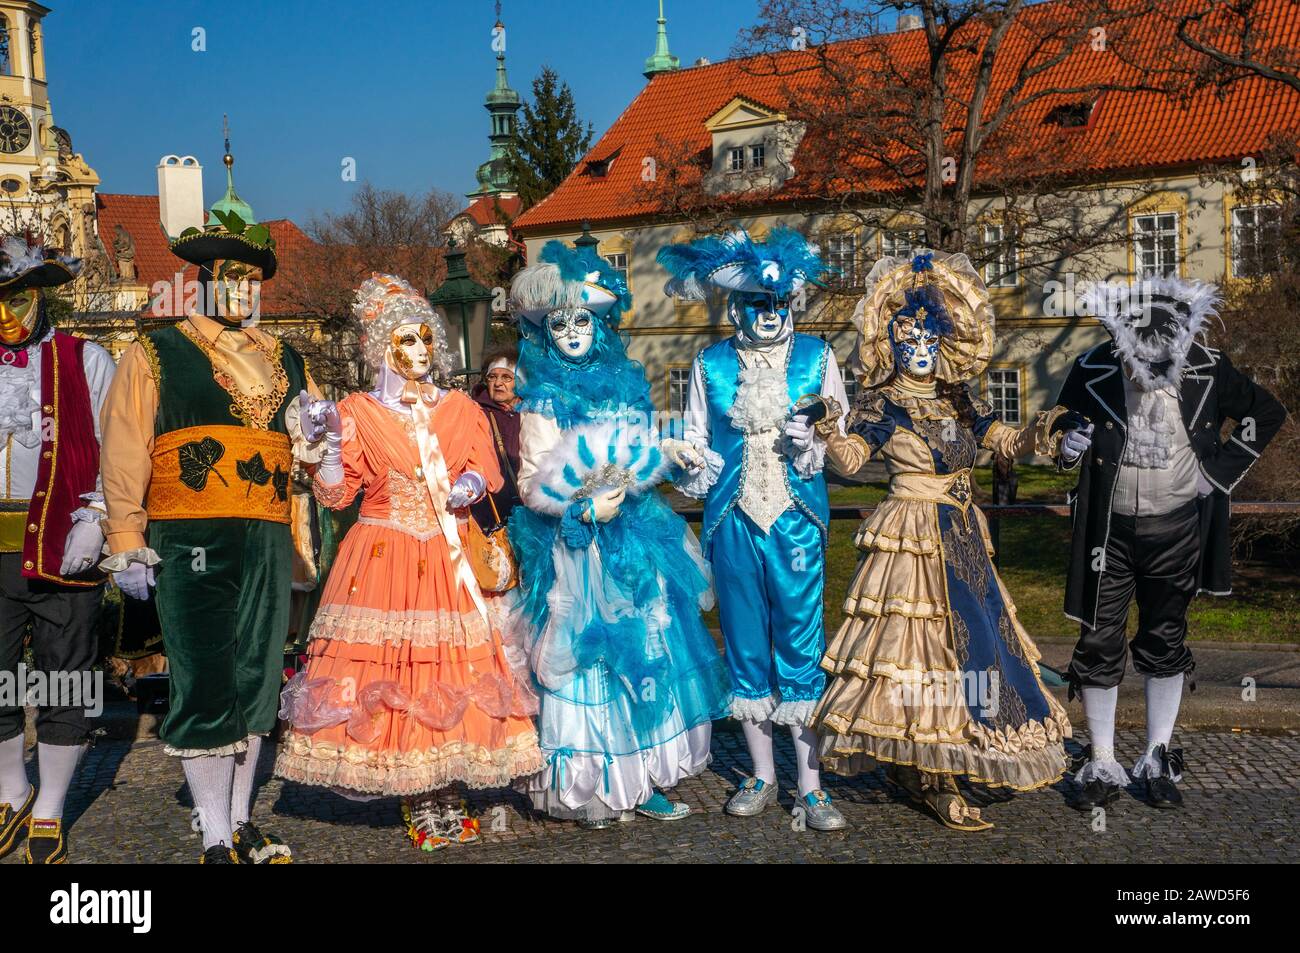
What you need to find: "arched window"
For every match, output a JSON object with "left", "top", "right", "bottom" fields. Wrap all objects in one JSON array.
[{"left": 0, "top": 16, "right": 10, "bottom": 76}]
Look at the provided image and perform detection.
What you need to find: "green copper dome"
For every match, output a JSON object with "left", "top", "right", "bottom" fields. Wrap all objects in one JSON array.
[{"left": 207, "top": 151, "right": 257, "bottom": 226}]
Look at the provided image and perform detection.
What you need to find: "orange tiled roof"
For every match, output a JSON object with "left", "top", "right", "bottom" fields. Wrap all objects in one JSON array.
[
  {"left": 514, "top": 0, "right": 1300, "bottom": 233},
  {"left": 458, "top": 193, "right": 522, "bottom": 228},
  {"left": 95, "top": 193, "right": 315, "bottom": 317}
]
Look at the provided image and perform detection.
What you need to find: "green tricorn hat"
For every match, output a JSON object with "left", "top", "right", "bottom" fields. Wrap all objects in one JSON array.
[{"left": 166, "top": 148, "right": 277, "bottom": 279}]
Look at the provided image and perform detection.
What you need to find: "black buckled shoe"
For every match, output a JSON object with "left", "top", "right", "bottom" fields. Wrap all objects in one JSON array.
[
  {"left": 200, "top": 844, "right": 239, "bottom": 864},
  {"left": 231, "top": 820, "right": 293, "bottom": 864},
  {"left": 1069, "top": 778, "right": 1124, "bottom": 811},
  {"left": 23, "top": 818, "right": 68, "bottom": 864},
  {"left": 1144, "top": 745, "right": 1184, "bottom": 809},
  {"left": 0, "top": 786, "right": 35, "bottom": 858}
]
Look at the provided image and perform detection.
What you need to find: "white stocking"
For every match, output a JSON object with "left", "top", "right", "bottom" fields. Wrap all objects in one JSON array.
[
  {"left": 33, "top": 743, "right": 85, "bottom": 820},
  {"left": 740, "top": 720, "right": 776, "bottom": 785},
  {"left": 0, "top": 734, "right": 30, "bottom": 808},
  {"left": 1077, "top": 685, "right": 1128, "bottom": 786},
  {"left": 182, "top": 754, "right": 236, "bottom": 850},
  {"left": 1134, "top": 674, "right": 1184, "bottom": 780},
  {"left": 790, "top": 725, "right": 821, "bottom": 798},
  {"left": 230, "top": 736, "right": 262, "bottom": 829}
]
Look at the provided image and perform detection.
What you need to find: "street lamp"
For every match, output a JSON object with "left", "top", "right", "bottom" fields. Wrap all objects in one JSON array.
[{"left": 428, "top": 237, "right": 494, "bottom": 379}]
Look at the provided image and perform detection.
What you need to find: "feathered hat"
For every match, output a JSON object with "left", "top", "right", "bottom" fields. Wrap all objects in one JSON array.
[
  {"left": 656, "top": 227, "right": 825, "bottom": 301},
  {"left": 852, "top": 250, "right": 995, "bottom": 387},
  {"left": 1086, "top": 275, "right": 1219, "bottom": 390},
  {"left": 509, "top": 240, "right": 631, "bottom": 328},
  {"left": 0, "top": 236, "right": 81, "bottom": 295},
  {"left": 352, "top": 274, "right": 452, "bottom": 377}
]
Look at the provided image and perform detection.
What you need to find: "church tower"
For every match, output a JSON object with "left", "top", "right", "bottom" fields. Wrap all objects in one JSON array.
[
  {"left": 0, "top": 1, "right": 98, "bottom": 260},
  {"left": 468, "top": 4, "right": 521, "bottom": 200},
  {"left": 644, "top": 0, "right": 680, "bottom": 80}
]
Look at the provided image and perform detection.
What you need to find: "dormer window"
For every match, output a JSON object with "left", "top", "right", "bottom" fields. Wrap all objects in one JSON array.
[
  {"left": 702, "top": 95, "right": 806, "bottom": 196},
  {"left": 1044, "top": 101, "right": 1093, "bottom": 128}
]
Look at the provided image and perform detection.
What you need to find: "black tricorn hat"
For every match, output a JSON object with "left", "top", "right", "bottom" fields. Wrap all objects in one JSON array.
[
  {"left": 0, "top": 236, "right": 82, "bottom": 294},
  {"left": 168, "top": 215, "right": 278, "bottom": 280}
]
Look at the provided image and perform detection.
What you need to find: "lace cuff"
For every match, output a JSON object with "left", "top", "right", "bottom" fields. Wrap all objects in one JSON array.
[
  {"left": 70, "top": 506, "right": 106, "bottom": 525},
  {"left": 789, "top": 439, "right": 827, "bottom": 480},
  {"left": 98, "top": 546, "right": 162, "bottom": 573},
  {"left": 675, "top": 445, "right": 723, "bottom": 499}
]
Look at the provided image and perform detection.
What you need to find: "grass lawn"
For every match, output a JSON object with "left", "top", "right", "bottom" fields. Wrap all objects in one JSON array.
[{"left": 680, "top": 464, "right": 1300, "bottom": 645}]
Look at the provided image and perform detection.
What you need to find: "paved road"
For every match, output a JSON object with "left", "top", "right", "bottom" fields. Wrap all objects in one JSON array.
[{"left": 4, "top": 727, "right": 1296, "bottom": 864}]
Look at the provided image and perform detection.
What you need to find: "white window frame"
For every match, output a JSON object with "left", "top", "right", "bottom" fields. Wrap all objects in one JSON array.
[
  {"left": 824, "top": 231, "right": 856, "bottom": 288},
  {"left": 883, "top": 228, "right": 923, "bottom": 260},
  {"left": 603, "top": 251, "right": 628, "bottom": 278},
  {"left": 1132, "top": 211, "right": 1179, "bottom": 279},
  {"left": 749, "top": 143, "right": 766, "bottom": 169},
  {"left": 727, "top": 147, "right": 745, "bottom": 173},
  {"left": 1231, "top": 204, "right": 1282, "bottom": 278},
  {"left": 667, "top": 366, "right": 691, "bottom": 415},
  {"left": 986, "top": 367, "right": 1022, "bottom": 426},
  {"left": 982, "top": 224, "right": 1018, "bottom": 287}
]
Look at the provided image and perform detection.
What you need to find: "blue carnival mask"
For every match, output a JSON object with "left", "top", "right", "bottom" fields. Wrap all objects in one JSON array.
[
  {"left": 889, "top": 284, "right": 950, "bottom": 379},
  {"left": 730, "top": 291, "right": 792, "bottom": 346},
  {"left": 546, "top": 306, "right": 596, "bottom": 362}
]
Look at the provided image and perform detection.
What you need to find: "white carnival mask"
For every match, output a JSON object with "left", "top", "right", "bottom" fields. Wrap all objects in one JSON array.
[
  {"left": 387, "top": 321, "right": 436, "bottom": 380},
  {"left": 547, "top": 307, "right": 596, "bottom": 360}
]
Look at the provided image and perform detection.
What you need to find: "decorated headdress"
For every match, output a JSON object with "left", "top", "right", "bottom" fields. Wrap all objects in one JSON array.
[
  {"left": 1087, "top": 275, "right": 1219, "bottom": 391},
  {"left": 352, "top": 274, "right": 452, "bottom": 377},
  {"left": 168, "top": 133, "right": 277, "bottom": 279},
  {"left": 0, "top": 236, "right": 81, "bottom": 295},
  {"left": 656, "top": 226, "right": 825, "bottom": 302},
  {"left": 509, "top": 240, "right": 631, "bottom": 328},
  {"left": 852, "top": 250, "right": 995, "bottom": 387}
]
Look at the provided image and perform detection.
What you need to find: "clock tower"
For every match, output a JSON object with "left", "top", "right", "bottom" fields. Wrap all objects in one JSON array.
[{"left": 0, "top": 0, "right": 99, "bottom": 265}]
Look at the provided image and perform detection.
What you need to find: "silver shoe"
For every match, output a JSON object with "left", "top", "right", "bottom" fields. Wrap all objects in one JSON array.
[
  {"left": 725, "top": 777, "right": 778, "bottom": 817},
  {"left": 799, "top": 789, "right": 847, "bottom": 831}
]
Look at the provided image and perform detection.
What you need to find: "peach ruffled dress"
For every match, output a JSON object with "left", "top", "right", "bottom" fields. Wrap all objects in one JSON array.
[{"left": 275, "top": 390, "right": 541, "bottom": 796}]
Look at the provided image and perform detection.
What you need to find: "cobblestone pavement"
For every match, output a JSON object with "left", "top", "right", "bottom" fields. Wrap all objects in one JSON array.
[{"left": 3, "top": 727, "right": 1296, "bottom": 864}]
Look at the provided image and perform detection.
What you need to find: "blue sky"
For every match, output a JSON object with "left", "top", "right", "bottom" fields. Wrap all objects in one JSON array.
[{"left": 45, "top": 0, "right": 760, "bottom": 224}]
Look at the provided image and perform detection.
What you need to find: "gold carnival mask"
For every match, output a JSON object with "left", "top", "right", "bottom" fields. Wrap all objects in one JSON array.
[
  {"left": 0, "top": 288, "right": 39, "bottom": 346},
  {"left": 389, "top": 322, "right": 436, "bottom": 380}
]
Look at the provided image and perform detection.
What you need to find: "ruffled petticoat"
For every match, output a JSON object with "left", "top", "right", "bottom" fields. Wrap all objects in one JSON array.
[
  {"left": 275, "top": 520, "right": 542, "bottom": 797},
  {"left": 812, "top": 496, "right": 1071, "bottom": 792}
]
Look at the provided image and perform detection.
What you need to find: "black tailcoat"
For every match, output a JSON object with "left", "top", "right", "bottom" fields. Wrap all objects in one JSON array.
[{"left": 1054, "top": 341, "right": 1286, "bottom": 629}]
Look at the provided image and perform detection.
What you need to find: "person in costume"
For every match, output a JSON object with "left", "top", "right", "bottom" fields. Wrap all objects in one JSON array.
[
  {"left": 99, "top": 144, "right": 316, "bottom": 864},
  {"left": 799, "top": 250, "right": 1071, "bottom": 831},
  {"left": 276, "top": 275, "right": 541, "bottom": 852},
  {"left": 0, "top": 238, "right": 115, "bottom": 864},
  {"left": 1052, "top": 277, "right": 1284, "bottom": 810},
  {"left": 509, "top": 240, "right": 731, "bottom": 829},
  {"left": 656, "top": 227, "right": 848, "bottom": 831}
]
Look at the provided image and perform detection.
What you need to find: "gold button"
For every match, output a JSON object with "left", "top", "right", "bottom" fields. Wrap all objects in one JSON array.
[
  {"left": 34, "top": 490, "right": 44, "bottom": 498},
  {"left": 42, "top": 404, "right": 53, "bottom": 414},
  {"left": 41, "top": 450, "right": 51, "bottom": 459},
  {"left": 27, "top": 523, "right": 37, "bottom": 532},
  {"left": 22, "top": 560, "right": 33, "bottom": 570}
]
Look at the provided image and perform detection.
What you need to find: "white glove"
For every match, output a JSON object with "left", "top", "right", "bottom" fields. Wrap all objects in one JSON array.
[
  {"left": 60, "top": 517, "right": 104, "bottom": 576},
  {"left": 583, "top": 486, "right": 626, "bottom": 523},
  {"left": 298, "top": 390, "right": 341, "bottom": 442},
  {"left": 1060, "top": 424, "right": 1094, "bottom": 463},
  {"left": 447, "top": 471, "right": 487, "bottom": 509},
  {"left": 1196, "top": 469, "right": 1214, "bottom": 497},
  {"left": 114, "top": 563, "right": 156, "bottom": 601},
  {"left": 783, "top": 416, "right": 816, "bottom": 453},
  {"left": 662, "top": 438, "right": 704, "bottom": 473}
]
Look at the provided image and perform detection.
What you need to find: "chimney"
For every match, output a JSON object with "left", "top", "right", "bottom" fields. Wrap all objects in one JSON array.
[
  {"left": 896, "top": 13, "right": 923, "bottom": 31},
  {"left": 157, "top": 155, "right": 204, "bottom": 238}
]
